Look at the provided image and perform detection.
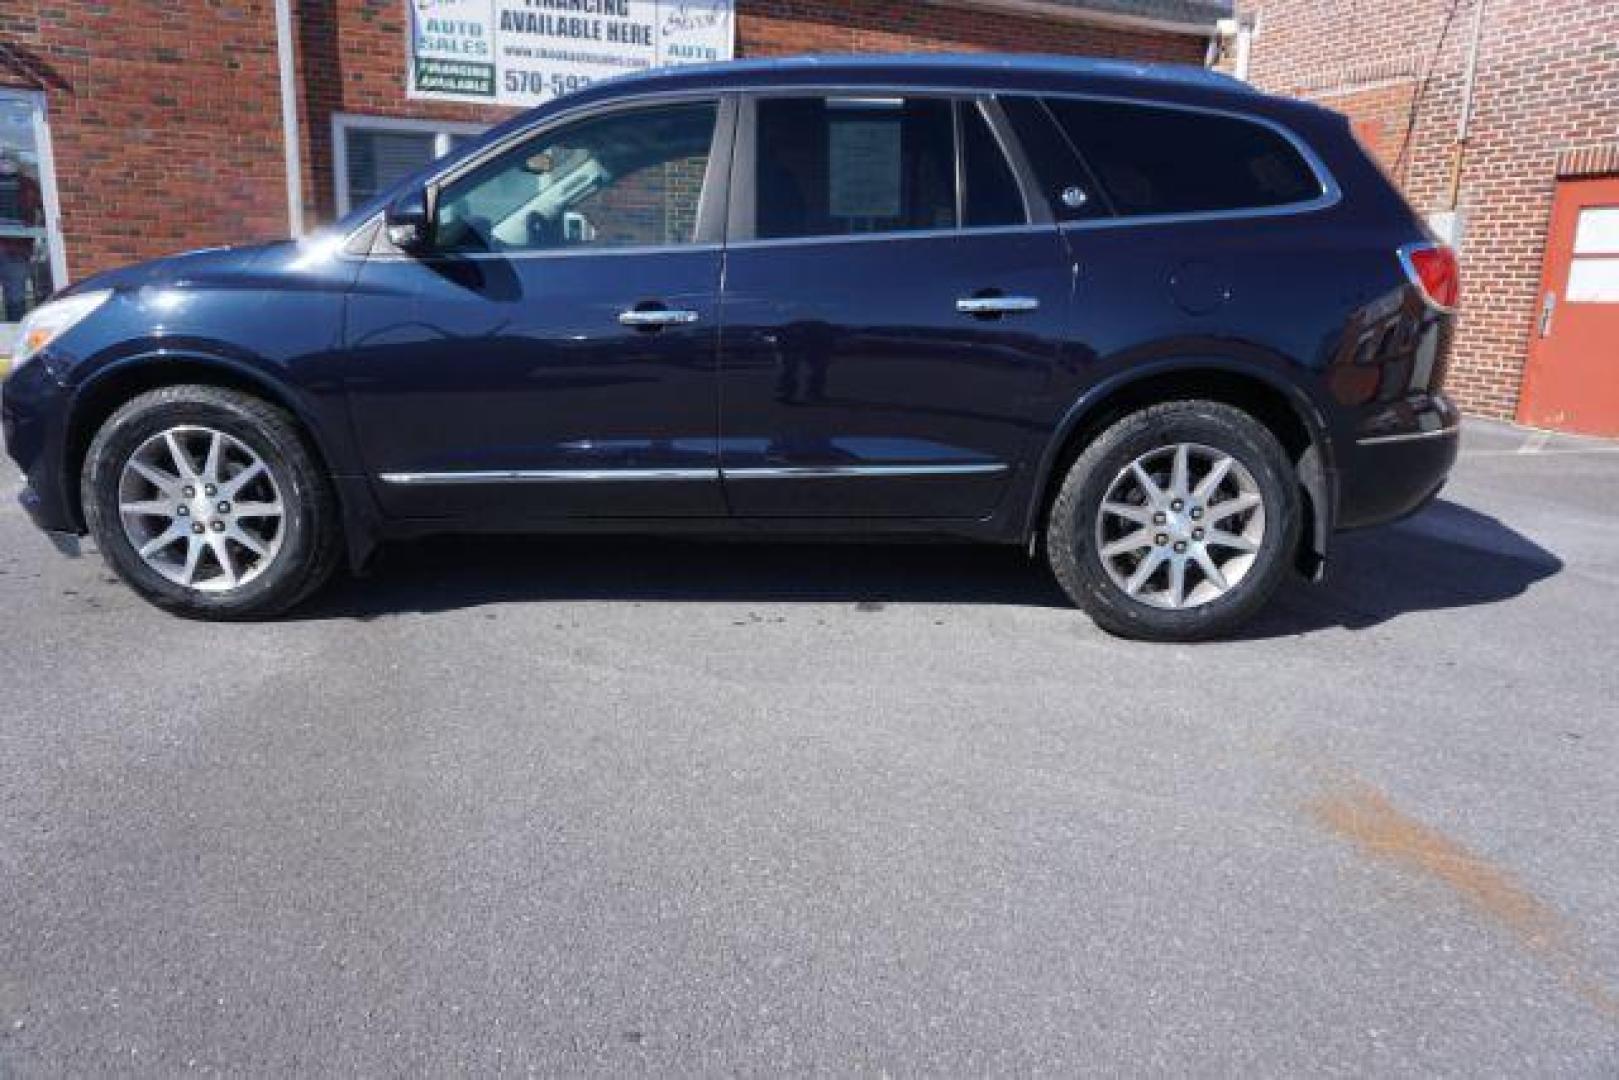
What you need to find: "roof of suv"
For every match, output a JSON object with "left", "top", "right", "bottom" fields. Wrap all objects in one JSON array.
[{"left": 565, "top": 52, "right": 1257, "bottom": 110}]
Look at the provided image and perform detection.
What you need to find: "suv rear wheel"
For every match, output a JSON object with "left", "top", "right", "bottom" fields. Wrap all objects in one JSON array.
[
  {"left": 82, "top": 385, "right": 341, "bottom": 619},
  {"left": 1047, "top": 400, "right": 1300, "bottom": 641}
]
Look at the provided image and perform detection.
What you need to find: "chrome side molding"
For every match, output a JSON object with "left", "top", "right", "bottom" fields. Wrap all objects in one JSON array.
[
  {"left": 379, "top": 468, "right": 718, "bottom": 485},
  {"left": 379, "top": 462, "right": 1010, "bottom": 485}
]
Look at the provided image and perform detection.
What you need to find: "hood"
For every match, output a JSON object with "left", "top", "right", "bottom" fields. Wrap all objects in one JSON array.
[{"left": 60, "top": 239, "right": 298, "bottom": 297}]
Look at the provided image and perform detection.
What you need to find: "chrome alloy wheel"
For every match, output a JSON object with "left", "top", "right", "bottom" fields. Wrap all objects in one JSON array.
[
  {"left": 1094, "top": 442, "right": 1266, "bottom": 611},
  {"left": 117, "top": 426, "right": 286, "bottom": 592}
]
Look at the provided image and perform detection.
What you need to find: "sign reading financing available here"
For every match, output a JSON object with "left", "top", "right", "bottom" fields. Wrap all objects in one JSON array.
[{"left": 407, "top": 0, "right": 734, "bottom": 107}]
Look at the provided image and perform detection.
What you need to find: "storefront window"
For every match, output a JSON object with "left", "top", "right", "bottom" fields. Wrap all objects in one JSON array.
[
  {"left": 0, "top": 92, "right": 62, "bottom": 341},
  {"left": 332, "top": 115, "right": 486, "bottom": 217}
]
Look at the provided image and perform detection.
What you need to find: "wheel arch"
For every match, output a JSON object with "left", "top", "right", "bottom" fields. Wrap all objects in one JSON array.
[
  {"left": 1028, "top": 359, "right": 1335, "bottom": 578},
  {"left": 60, "top": 353, "right": 378, "bottom": 571}
]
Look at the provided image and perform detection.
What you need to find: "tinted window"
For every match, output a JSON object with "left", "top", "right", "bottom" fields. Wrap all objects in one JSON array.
[
  {"left": 433, "top": 102, "right": 716, "bottom": 254},
  {"left": 960, "top": 103, "right": 1025, "bottom": 229},
  {"left": 999, "top": 96, "right": 1108, "bottom": 221},
  {"left": 1044, "top": 98, "right": 1322, "bottom": 217},
  {"left": 755, "top": 97, "right": 957, "bottom": 240}
]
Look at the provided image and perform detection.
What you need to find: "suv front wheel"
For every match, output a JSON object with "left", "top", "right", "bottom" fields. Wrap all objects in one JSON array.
[
  {"left": 82, "top": 385, "right": 341, "bottom": 619},
  {"left": 1047, "top": 400, "right": 1301, "bottom": 641}
]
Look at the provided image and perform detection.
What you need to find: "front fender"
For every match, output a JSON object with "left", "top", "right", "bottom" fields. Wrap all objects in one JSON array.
[{"left": 57, "top": 346, "right": 382, "bottom": 571}]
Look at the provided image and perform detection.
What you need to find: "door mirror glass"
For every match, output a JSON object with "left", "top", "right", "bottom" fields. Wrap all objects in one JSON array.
[{"left": 384, "top": 188, "right": 432, "bottom": 252}]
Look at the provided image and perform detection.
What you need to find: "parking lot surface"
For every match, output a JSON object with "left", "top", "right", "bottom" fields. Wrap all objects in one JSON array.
[{"left": 1, "top": 417, "right": 1616, "bottom": 1074}]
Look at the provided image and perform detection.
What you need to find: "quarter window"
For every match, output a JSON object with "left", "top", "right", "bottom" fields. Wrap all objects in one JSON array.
[
  {"left": 1043, "top": 98, "right": 1322, "bottom": 217},
  {"left": 432, "top": 102, "right": 718, "bottom": 254},
  {"left": 753, "top": 96, "right": 1026, "bottom": 241}
]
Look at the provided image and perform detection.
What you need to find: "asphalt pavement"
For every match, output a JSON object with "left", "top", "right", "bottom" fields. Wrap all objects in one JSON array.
[{"left": 1, "top": 416, "right": 1615, "bottom": 1074}]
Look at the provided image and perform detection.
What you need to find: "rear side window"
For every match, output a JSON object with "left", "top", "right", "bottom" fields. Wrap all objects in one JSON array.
[
  {"left": 960, "top": 103, "right": 1025, "bottom": 229},
  {"left": 999, "top": 96, "right": 1109, "bottom": 221},
  {"left": 752, "top": 96, "right": 1027, "bottom": 241},
  {"left": 1043, "top": 98, "right": 1323, "bottom": 217}
]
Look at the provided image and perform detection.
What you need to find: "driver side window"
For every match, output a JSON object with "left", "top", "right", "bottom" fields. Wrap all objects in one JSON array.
[{"left": 433, "top": 101, "right": 719, "bottom": 255}]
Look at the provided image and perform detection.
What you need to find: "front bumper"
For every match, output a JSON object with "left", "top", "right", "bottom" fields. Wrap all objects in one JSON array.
[
  {"left": 1336, "top": 395, "right": 1461, "bottom": 530},
  {"left": 3, "top": 355, "right": 81, "bottom": 539}
]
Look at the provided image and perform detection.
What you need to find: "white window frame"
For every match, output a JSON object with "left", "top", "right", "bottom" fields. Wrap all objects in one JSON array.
[
  {"left": 330, "top": 112, "right": 488, "bottom": 217},
  {"left": 1, "top": 88, "right": 69, "bottom": 340}
]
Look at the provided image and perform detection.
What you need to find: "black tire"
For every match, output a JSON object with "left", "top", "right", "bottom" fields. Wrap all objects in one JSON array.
[
  {"left": 1046, "top": 400, "right": 1300, "bottom": 641},
  {"left": 82, "top": 385, "right": 341, "bottom": 619}
]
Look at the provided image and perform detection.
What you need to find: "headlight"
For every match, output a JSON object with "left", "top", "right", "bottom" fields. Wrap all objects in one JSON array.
[{"left": 9, "top": 290, "right": 113, "bottom": 372}]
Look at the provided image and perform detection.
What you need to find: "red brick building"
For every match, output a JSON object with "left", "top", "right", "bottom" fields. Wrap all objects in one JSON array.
[
  {"left": 0, "top": 0, "right": 1218, "bottom": 343},
  {"left": 1220, "top": 0, "right": 1619, "bottom": 433}
]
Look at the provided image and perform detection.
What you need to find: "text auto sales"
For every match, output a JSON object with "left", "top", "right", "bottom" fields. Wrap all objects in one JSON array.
[{"left": 501, "top": 0, "right": 653, "bottom": 46}]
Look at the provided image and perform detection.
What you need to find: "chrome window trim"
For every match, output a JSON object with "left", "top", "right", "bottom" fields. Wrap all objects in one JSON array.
[
  {"left": 1055, "top": 195, "right": 1338, "bottom": 233},
  {"left": 341, "top": 79, "right": 1341, "bottom": 256},
  {"left": 360, "top": 239, "right": 725, "bottom": 264},
  {"left": 723, "top": 222, "right": 1054, "bottom": 253}
]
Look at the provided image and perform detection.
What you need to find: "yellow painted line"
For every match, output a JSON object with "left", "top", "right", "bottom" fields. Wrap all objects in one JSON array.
[{"left": 0, "top": 356, "right": 10, "bottom": 380}]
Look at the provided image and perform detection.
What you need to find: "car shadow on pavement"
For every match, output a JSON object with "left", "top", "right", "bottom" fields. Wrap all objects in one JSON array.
[
  {"left": 1236, "top": 498, "right": 1563, "bottom": 639},
  {"left": 305, "top": 533, "right": 1074, "bottom": 618},
  {"left": 298, "top": 499, "right": 1562, "bottom": 635}
]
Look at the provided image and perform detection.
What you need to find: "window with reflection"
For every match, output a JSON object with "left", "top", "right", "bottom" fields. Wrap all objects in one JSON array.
[{"left": 433, "top": 102, "right": 718, "bottom": 254}]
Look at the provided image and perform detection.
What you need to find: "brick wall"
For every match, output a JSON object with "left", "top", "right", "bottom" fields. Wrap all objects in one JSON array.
[
  {"left": 0, "top": 0, "right": 289, "bottom": 279},
  {"left": 294, "top": 0, "right": 518, "bottom": 225},
  {"left": 1227, "top": 0, "right": 1619, "bottom": 419},
  {"left": 736, "top": 1, "right": 1204, "bottom": 61},
  {"left": 3, "top": 0, "right": 1207, "bottom": 281}
]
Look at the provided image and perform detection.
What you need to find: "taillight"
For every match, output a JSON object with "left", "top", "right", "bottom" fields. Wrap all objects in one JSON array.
[{"left": 1399, "top": 243, "right": 1460, "bottom": 311}]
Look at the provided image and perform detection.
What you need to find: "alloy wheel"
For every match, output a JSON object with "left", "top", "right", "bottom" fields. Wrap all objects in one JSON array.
[
  {"left": 1093, "top": 442, "right": 1267, "bottom": 611},
  {"left": 117, "top": 425, "right": 286, "bottom": 592}
]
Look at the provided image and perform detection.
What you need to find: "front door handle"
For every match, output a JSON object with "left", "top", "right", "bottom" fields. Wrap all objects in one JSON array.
[
  {"left": 956, "top": 296, "right": 1040, "bottom": 317},
  {"left": 619, "top": 307, "right": 701, "bottom": 329}
]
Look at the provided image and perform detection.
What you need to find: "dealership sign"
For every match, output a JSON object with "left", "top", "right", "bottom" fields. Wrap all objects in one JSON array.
[{"left": 407, "top": 0, "right": 734, "bottom": 107}]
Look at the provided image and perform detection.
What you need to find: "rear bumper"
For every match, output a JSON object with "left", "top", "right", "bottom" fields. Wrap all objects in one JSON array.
[{"left": 1336, "top": 397, "right": 1461, "bottom": 530}]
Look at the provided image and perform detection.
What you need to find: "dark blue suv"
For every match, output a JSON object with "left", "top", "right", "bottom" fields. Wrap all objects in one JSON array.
[{"left": 1, "top": 54, "right": 1460, "bottom": 639}]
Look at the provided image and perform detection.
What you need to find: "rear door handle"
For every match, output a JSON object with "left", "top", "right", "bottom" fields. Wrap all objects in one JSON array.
[
  {"left": 956, "top": 296, "right": 1040, "bottom": 316},
  {"left": 619, "top": 308, "right": 700, "bottom": 329}
]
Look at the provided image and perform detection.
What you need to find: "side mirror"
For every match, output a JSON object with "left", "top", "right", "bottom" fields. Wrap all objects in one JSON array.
[{"left": 384, "top": 188, "right": 432, "bottom": 253}]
